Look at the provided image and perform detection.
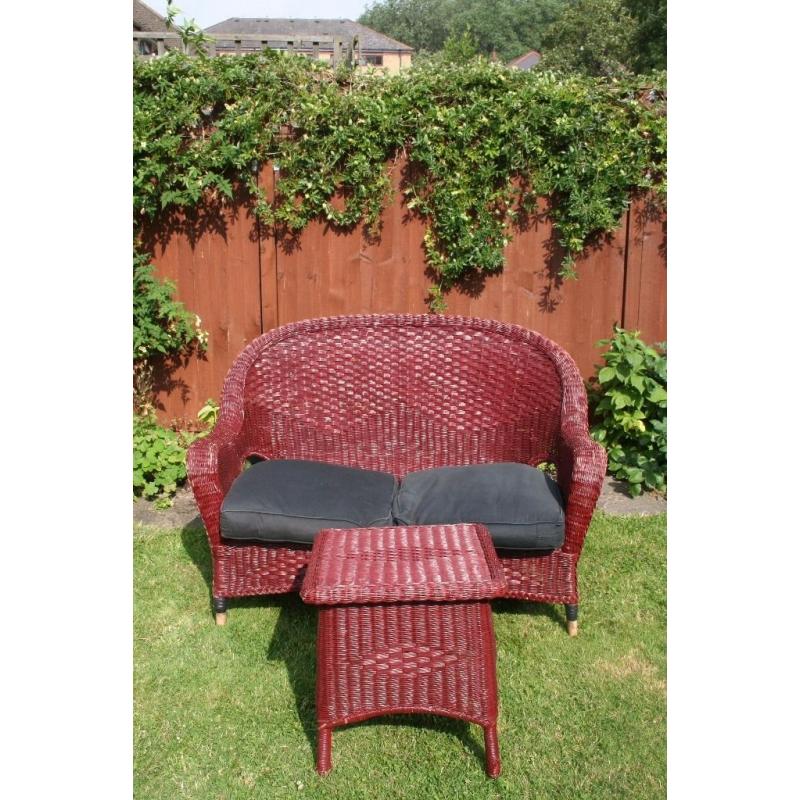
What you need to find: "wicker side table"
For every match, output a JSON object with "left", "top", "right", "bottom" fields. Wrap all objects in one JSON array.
[{"left": 300, "top": 523, "right": 507, "bottom": 777}]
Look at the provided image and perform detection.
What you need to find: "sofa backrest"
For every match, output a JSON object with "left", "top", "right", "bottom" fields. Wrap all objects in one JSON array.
[{"left": 238, "top": 315, "right": 564, "bottom": 477}]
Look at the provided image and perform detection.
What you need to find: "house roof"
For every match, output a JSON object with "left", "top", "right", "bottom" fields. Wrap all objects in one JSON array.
[
  {"left": 133, "top": 0, "right": 168, "bottom": 32},
  {"left": 205, "top": 18, "right": 414, "bottom": 53},
  {"left": 508, "top": 50, "right": 542, "bottom": 70}
]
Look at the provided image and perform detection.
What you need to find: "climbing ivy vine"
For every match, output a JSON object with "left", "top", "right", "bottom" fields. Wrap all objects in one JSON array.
[{"left": 134, "top": 51, "right": 665, "bottom": 307}]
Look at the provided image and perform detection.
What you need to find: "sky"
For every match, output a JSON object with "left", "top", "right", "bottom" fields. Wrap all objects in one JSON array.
[{"left": 145, "top": 1, "right": 373, "bottom": 28}]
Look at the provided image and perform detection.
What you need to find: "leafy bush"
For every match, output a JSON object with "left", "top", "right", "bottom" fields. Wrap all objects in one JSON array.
[
  {"left": 133, "top": 252, "right": 207, "bottom": 414},
  {"left": 133, "top": 415, "right": 194, "bottom": 505},
  {"left": 588, "top": 326, "right": 666, "bottom": 496},
  {"left": 134, "top": 53, "right": 665, "bottom": 307},
  {"left": 133, "top": 252, "right": 206, "bottom": 362},
  {"left": 132, "top": 397, "right": 220, "bottom": 507},
  {"left": 196, "top": 398, "right": 219, "bottom": 430}
]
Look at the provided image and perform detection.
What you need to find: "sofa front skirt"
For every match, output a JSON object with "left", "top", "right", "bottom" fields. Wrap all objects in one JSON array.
[{"left": 212, "top": 540, "right": 578, "bottom": 605}]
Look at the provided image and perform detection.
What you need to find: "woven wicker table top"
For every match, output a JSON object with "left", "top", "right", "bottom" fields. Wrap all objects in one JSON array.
[{"left": 300, "top": 523, "right": 506, "bottom": 606}]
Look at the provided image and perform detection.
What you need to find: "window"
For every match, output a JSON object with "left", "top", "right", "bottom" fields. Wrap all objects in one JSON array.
[{"left": 365, "top": 54, "right": 383, "bottom": 66}]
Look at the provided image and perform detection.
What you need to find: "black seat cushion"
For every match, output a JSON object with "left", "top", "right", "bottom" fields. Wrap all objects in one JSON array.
[
  {"left": 393, "top": 462, "right": 565, "bottom": 550},
  {"left": 221, "top": 460, "right": 397, "bottom": 545}
]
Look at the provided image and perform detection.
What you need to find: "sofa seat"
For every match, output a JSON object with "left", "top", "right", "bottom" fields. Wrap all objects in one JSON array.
[
  {"left": 393, "top": 463, "right": 565, "bottom": 550},
  {"left": 221, "top": 460, "right": 397, "bottom": 545}
]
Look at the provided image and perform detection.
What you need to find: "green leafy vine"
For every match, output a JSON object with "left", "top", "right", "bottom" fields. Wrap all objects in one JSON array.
[{"left": 134, "top": 52, "right": 665, "bottom": 307}]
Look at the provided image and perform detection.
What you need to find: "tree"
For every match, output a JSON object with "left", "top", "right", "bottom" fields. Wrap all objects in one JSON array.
[
  {"left": 359, "top": 0, "right": 451, "bottom": 55},
  {"left": 448, "top": 0, "right": 569, "bottom": 61},
  {"left": 539, "top": 0, "right": 637, "bottom": 77},
  {"left": 440, "top": 30, "right": 481, "bottom": 63},
  {"left": 359, "top": 0, "right": 568, "bottom": 62},
  {"left": 623, "top": 0, "right": 667, "bottom": 71}
]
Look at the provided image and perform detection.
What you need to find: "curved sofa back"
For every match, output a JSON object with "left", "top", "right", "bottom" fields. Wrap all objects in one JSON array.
[{"left": 225, "top": 314, "right": 573, "bottom": 478}]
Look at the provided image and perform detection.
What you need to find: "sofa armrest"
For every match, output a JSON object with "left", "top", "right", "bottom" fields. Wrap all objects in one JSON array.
[
  {"left": 187, "top": 422, "right": 248, "bottom": 547},
  {"left": 553, "top": 427, "right": 607, "bottom": 558}
]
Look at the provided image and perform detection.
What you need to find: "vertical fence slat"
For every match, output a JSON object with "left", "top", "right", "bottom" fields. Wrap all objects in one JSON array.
[
  {"left": 623, "top": 194, "right": 667, "bottom": 344},
  {"left": 259, "top": 164, "right": 280, "bottom": 333}
]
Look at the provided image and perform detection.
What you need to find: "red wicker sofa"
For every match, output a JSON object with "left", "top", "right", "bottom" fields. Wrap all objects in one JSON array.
[{"left": 187, "top": 314, "right": 606, "bottom": 634}]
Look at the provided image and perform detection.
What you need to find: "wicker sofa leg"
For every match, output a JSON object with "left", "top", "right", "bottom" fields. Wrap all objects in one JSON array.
[
  {"left": 316, "top": 725, "right": 333, "bottom": 775},
  {"left": 565, "top": 603, "right": 578, "bottom": 637},
  {"left": 483, "top": 724, "right": 501, "bottom": 777},
  {"left": 213, "top": 596, "right": 228, "bottom": 626}
]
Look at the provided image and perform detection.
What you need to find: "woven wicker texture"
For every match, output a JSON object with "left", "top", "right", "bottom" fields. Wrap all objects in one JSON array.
[
  {"left": 301, "top": 524, "right": 505, "bottom": 605},
  {"left": 213, "top": 542, "right": 310, "bottom": 596},
  {"left": 187, "top": 314, "right": 606, "bottom": 613},
  {"left": 316, "top": 602, "right": 498, "bottom": 727},
  {"left": 241, "top": 318, "right": 562, "bottom": 476},
  {"left": 305, "top": 523, "right": 503, "bottom": 776}
]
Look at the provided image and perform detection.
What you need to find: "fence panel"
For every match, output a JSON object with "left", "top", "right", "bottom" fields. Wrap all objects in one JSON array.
[
  {"left": 438, "top": 198, "right": 627, "bottom": 377},
  {"left": 143, "top": 161, "right": 666, "bottom": 425},
  {"left": 274, "top": 162, "right": 430, "bottom": 325},
  {"left": 274, "top": 164, "right": 629, "bottom": 377},
  {"left": 142, "top": 183, "right": 264, "bottom": 424}
]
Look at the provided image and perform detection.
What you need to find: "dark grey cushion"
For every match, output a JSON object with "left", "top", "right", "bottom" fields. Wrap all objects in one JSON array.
[
  {"left": 393, "top": 462, "right": 565, "bottom": 550},
  {"left": 221, "top": 459, "right": 397, "bottom": 544}
]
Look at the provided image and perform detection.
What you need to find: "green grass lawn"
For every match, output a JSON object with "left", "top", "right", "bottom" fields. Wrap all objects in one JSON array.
[{"left": 134, "top": 513, "right": 666, "bottom": 799}]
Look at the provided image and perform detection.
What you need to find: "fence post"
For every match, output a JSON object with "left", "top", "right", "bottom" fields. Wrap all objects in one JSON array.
[
  {"left": 259, "top": 163, "right": 280, "bottom": 333},
  {"left": 621, "top": 204, "right": 632, "bottom": 329}
]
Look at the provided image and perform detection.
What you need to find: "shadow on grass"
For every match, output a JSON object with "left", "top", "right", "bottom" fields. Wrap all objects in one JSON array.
[
  {"left": 492, "top": 598, "right": 566, "bottom": 629},
  {"left": 181, "top": 523, "right": 213, "bottom": 593},
  {"left": 265, "top": 593, "right": 318, "bottom": 756},
  {"left": 179, "top": 526, "right": 318, "bottom": 753},
  {"left": 355, "top": 714, "right": 486, "bottom": 766}
]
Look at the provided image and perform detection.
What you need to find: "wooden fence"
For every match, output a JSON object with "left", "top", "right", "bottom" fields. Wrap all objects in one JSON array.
[{"left": 143, "top": 161, "right": 666, "bottom": 426}]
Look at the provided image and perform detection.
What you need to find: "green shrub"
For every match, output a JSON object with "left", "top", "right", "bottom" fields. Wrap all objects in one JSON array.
[
  {"left": 588, "top": 326, "right": 666, "bottom": 496},
  {"left": 133, "top": 252, "right": 206, "bottom": 363},
  {"left": 133, "top": 415, "right": 194, "bottom": 505},
  {"left": 196, "top": 398, "right": 219, "bottom": 430},
  {"left": 133, "top": 251, "right": 207, "bottom": 415}
]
